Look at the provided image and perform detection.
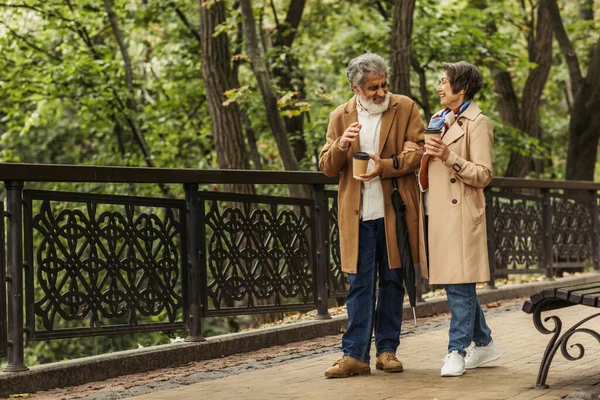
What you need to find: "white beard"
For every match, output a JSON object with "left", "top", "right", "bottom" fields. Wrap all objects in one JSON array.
[{"left": 358, "top": 92, "right": 390, "bottom": 114}]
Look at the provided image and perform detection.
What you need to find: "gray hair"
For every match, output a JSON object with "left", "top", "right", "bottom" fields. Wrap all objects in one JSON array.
[{"left": 346, "top": 53, "right": 388, "bottom": 89}]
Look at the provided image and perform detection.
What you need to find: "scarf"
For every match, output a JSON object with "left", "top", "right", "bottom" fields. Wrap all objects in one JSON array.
[{"left": 419, "top": 100, "right": 471, "bottom": 191}]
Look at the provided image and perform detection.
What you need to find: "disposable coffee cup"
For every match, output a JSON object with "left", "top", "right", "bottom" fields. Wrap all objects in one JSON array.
[
  {"left": 352, "top": 152, "right": 370, "bottom": 179},
  {"left": 423, "top": 128, "right": 442, "bottom": 141}
]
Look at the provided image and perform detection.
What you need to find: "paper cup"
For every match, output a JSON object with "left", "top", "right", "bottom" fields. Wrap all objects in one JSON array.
[
  {"left": 424, "top": 128, "right": 442, "bottom": 141},
  {"left": 352, "top": 152, "right": 370, "bottom": 178}
]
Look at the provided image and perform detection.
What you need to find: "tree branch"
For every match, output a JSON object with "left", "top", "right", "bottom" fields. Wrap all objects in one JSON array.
[
  {"left": 104, "top": 0, "right": 134, "bottom": 95},
  {"left": 546, "top": 0, "right": 583, "bottom": 97},
  {"left": 375, "top": 1, "right": 390, "bottom": 20},
  {"left": 270, "top": 0, "right": 280, "bottom": 28},
  {"left": 170, "top": 2, "right": 202, "bottom": 45},
  {"left": 0, "top": 22, "right": 62, "bottom": 62}
]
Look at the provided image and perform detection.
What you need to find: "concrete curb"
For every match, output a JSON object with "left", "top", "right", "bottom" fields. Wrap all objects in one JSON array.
[{"left": 1, "top": 272, "right": 598, "bottom": 397}]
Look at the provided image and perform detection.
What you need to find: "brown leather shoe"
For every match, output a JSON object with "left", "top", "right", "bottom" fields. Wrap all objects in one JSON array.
[
  {"left": 376, "top": 352, "right": 404, "bottom": 373},
  {"left": 324, "top": 356, "right": 371, "bottom": 378}
]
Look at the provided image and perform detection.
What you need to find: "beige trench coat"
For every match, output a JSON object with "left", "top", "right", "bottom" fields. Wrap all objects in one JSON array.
[
  {"left": 319, "top": 94, "right": 425, "bottom": 274},
  {"left": 418, "top": 102, "right": 494, "bottom": 284}
]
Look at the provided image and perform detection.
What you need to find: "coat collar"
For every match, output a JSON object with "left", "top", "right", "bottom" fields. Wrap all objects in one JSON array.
[
  {"left": 459, "top": 101, "right": 481, "bottom": 121},
  {"left": 440, "top": 102, "right": 481, "bottom": 145},
  {"left": 343, "top": 95, "right": 399, "bottom": 153}
]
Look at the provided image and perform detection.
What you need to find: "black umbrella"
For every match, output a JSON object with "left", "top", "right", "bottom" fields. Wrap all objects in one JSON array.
[{"left": 391, "top": 177, "right": 418, "bottom": 326}]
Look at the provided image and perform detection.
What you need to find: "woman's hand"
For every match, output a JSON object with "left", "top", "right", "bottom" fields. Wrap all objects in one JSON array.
[
  {"left": 402, "top": 140, "right": 420, "bottom": 154},
  {"left": 425, "top": 138, "right": 450, "bottom": 162},
  {"left": 357, "top": 154, "right": 382, "bottom": 182}
]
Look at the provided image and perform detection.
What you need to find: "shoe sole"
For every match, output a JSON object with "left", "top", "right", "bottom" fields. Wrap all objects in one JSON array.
[
  {"left": 376, "top": 363, "right": 404, "bottom": 373},
  {"left": 465, "top": 353, "right": 501, "bottom": 370},
  {"left": 325, "top": 368, "right": 371, "bottom": 378},
  {"left": 441, "top": 370, "right": 465, "bottom": 377}
]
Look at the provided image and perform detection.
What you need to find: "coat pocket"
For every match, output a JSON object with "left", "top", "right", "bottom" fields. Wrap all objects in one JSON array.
[{"left": 464, "top": 191, "right": 484, "bottom": 226}]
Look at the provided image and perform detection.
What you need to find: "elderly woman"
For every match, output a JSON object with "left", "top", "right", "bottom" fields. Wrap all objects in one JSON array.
[{"left": 418, "top": 61, "right": 501, "bottom": 377}]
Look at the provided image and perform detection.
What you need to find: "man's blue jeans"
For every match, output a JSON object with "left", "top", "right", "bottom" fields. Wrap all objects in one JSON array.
[
  {"left": 342, "top": 218, "right": 405, "bottom": 363},
  {"left": 444, "top": 283, "right": 493, "bottom": 356}
]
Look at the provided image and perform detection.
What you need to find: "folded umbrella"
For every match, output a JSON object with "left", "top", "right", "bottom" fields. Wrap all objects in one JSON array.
[{"left": 391, "top": 177, "right": 418, "bottom": 326}]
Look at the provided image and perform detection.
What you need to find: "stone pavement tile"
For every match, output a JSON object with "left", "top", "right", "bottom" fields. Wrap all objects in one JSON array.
[
  {"left": 124, "top": 306, "right": 600, "bottom": 400},
  {"left": 504, "top": 392, "right": 555, "bottom": 400}
]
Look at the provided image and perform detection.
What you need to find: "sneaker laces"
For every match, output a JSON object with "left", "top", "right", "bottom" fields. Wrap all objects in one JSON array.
[
  {"left": 464, "top": 349, "right": 475, "bottom": 362},
  {"left": 443, "top": 350, "right": 460, "bottom": 362}
]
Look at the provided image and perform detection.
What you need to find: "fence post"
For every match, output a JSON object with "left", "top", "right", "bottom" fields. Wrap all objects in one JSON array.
[
  {"left": 590, "top": 190, "right": 600, "bottom": 272},
  {"left": 184, "top": 183, "right": 205, "bottom": 342},
  {"left": 313, "top": 184, "right": 331, "bottom": 320},
  {"left": 542, "top": 188, "right": 554, "bottom": 280},
  {"left": 4, "top": 181, "right": 27, "bottom": 372},
  {"left": 0, "top": 201, "right": 6, "bottom": 359},
  {"left": 484, "top": 187, "right": 497, "bottom": 289}
]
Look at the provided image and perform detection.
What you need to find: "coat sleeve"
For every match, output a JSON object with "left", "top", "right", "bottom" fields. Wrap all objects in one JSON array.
[
  {"left": 443, "top": 115, "right": 493, "bottom": 188},
  {"left": 318, "top": 112, "right": 348, "bottom": 177},
  {"left": 380, "top": 101, "right": 425, "bottom": 178}
]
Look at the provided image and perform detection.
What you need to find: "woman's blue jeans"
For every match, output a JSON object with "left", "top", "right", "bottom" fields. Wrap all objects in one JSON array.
[
  {"left": 424, "top": 216, "right": 492, "bottom": 356},
  {"left": 342, "top": 218, "right": 405, "bottom": 363},
  {"left": 444, "top": 283, "right": 493, "bottom": 356}
]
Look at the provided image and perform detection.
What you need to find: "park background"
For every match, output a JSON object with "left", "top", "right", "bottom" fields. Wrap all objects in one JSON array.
[{"left": 0, "top": 0, "right": 599, "bottom": 368}]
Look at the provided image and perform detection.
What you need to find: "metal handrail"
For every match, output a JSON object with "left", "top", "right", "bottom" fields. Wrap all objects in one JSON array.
[{"left": 0, "top": 162, "right": 599, "bottom": 190}]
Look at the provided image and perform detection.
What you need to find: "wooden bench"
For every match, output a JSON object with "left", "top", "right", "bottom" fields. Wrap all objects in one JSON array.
[{"left": 522, "top": 282, "right": 600, "bottom": 388}]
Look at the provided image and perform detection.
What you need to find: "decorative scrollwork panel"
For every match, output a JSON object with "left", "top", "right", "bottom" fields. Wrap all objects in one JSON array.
[
  {"left": 531, "top": 300, "right": 600, "bottom": 388},
  {"left": 202, "top": 193, "right": 315, "bottom": 315},
  {"left": 327, "top": 192, "right": 348, "bottom": 297},
  {"left": 493, "top": 192, "right": 544, "bottom": 272},
  {"left": 551, "top": 195, "right": 592, "bottom": 267},
  {"left": 24, "top": 191, "right": 186, "bottom": 339}
]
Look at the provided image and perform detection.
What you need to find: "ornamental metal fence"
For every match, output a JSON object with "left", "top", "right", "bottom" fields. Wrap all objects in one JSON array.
[{"left": 0, "top": 163, "right": 598, "bottom": 372}]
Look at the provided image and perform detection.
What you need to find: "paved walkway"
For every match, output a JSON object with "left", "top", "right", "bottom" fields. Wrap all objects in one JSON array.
[{"left": 121, "top": 303, "right": 600, "bottom": 400}]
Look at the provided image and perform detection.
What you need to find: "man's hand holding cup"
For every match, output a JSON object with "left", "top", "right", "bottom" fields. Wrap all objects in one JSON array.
[{"left": 355, "top": 153, "right": 382, "bottom": 182}]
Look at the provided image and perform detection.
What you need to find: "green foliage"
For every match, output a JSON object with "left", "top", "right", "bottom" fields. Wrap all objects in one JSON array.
[{"left": 1, "top": 0, "right": 599, "bottom": 366}]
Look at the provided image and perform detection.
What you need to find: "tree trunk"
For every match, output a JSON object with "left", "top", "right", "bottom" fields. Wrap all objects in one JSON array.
[
  {"left": 389, "top": 0, "right": 415, "bottom": 96},
  {"left": 580, "top": 0, "right": 594, "bottom": 20},
  {"left": 504, "top": 1, "right": 553, "bottom": 178},
  {"left": 232, "top": 5, "right": 263, "bottom": 170},
  {"left": 270, "top": 0, "right": 308, "bottom": 163},
  {"left": 566, "top": 37, "right": 600, "bottom": 182},
  {"left": 411, "top": 53, "right": 431, "bottom": 121},
  {"left": 547, "top": 0, "right": 583, "bottom": 97},
  {"left": 469, "top": 0, "right": 521, "bottom": 156},
  {"left": 103, "top": 0, "right": 171, "bottom": 196},
  {"left": 239, "top": 0, "right": 309, "bottom": 198},
  {"left": 198, "top": 0, "right": 254, "bottom": 195},
  {"left": 492, "top": 69, "right": 520, "bottom": 128}
]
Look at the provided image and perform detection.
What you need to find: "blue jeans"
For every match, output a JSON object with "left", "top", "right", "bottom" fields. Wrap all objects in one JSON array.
[
  {"left": 444, "top": 283, "right": 493, "bottom": 356},
  {"left": 342, "top": 218, "right": 405, "bottom": 363}
]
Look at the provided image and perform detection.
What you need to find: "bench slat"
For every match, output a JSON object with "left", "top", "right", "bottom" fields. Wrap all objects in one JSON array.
[
  {"left": 542, "top": 287, "right": 557, "bottom": 298},
  {"left": 556, "top": 283, "right": 600, "bottom": 300},
  {"left": 569, "top": 287, "right": 600, "bottom": 304},
  {"left": 582, "top": 294, "right": 600, "bottom": 307}
]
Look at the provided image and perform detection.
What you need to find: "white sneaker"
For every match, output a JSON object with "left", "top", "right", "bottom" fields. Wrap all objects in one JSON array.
[
  {"left": 465, "top": 340, "right": 501, "bottom": 369},
  {"left": 441, "top": 350, "right": 465, "bottom": 377}
]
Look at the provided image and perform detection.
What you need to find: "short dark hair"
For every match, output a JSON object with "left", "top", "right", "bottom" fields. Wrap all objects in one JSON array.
[{"left": 441, "top": 61, "right": 483, "bottom": 101}]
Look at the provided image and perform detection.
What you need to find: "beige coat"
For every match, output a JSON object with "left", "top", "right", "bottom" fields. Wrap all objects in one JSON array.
[
  {"left": 319, "top": 94, "right": 425, "bottom": 274},
  {"left": 418, "top": 102, "right": 494, "bottom": 284}
]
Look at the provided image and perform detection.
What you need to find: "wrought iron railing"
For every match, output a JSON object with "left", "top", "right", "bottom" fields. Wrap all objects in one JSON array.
[
  {"left": 22, "top": 190, "right": 188, "bottom": 340},
  {"left": 0, "top": 163, "right": 598, "bottom": 372}
]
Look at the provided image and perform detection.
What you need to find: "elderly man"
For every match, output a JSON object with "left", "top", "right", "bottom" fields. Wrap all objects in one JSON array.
[{"left": 319, "top": 53, "right": 424, "bottom": 378}]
